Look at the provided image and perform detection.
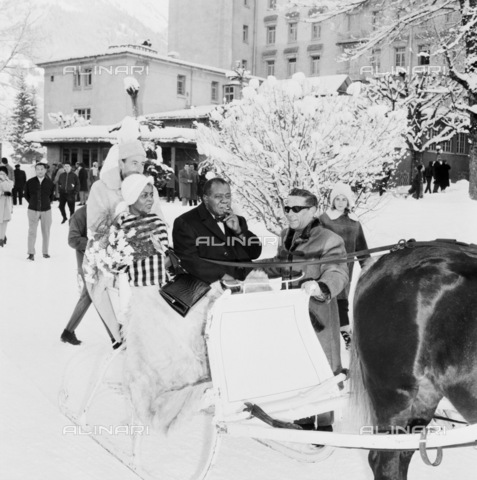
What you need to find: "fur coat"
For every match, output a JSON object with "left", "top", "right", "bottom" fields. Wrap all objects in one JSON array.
[{"left": 122, "top": 282, "right": 224, "bottom": 432}]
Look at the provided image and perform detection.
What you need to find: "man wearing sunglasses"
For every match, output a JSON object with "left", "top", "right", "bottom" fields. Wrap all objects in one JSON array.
[{"left": 276, "top": 188, "right": 349, "bottom": 433}]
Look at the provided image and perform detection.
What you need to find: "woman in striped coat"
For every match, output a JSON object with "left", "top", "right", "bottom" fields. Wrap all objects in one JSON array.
[{"left": 117, "top": 174, "right": 222, "bottom": 432}]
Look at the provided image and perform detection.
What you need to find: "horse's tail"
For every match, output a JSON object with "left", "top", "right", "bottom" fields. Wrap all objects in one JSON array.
[{"left": 345, "top": 332, "right": 376, "bottom": 432}]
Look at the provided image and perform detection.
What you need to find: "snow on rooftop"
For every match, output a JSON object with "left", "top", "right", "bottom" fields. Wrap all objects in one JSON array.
[
  {"left": 25, "top": 124, "right": 197, "bottom": 144},
  {"left": 145, "top": 105, "right": 218, "bottom": 120}
]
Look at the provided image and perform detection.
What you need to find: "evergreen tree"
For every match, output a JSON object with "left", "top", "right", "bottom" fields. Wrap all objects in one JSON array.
[{"left": 8, "top": 73, "right": 42, "bottom": 163}]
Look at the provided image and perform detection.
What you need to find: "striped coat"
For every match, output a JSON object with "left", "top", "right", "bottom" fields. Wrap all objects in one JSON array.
[{"left": 121, "top": 213, "right": 169, "bottom": 287}]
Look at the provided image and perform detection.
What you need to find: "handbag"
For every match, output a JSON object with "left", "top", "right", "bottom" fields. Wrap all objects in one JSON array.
[{"left": 160, "top": 249, "right": 211, "bottom": 317}]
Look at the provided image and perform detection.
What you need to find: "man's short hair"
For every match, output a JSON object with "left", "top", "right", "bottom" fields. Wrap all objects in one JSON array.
[
  {"left": 1, "top": 158, "right": 7, "bottom": 165},
  {"left": 203, "top": 177, "right": 229, "bottom": 197},
  {"left": 288, "top": 188, "right": 318, "bottom": 207}
]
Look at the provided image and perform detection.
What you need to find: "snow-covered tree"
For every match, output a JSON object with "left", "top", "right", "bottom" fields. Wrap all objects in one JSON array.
[
  {"left": 196, "top": 74, "right": 407, "bottom": 235},
  {"left": 282, "top": 0, "right": 477, "bottom": 198},
  {"left": 48, "top": 112, "right": 90, "bottom": 129},
  {"left": 8, "top": 73, "right": 42, "bottom": 163},
  {"left": 364, "top": 72, "right": 468, "bottom": 168}
]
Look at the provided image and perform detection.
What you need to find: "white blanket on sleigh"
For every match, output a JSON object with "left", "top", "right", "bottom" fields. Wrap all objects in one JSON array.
[{"left": 122, "top": 281, "right": 223, "bottom": 433}]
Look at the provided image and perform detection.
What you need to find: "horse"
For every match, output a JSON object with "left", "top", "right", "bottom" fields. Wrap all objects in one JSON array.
[{"left": 350, "top": 241, "right": 477, "bottom": 480}]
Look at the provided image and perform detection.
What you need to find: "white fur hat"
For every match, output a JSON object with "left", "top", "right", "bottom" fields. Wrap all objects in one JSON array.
[
  {"left": 330, "top": 182, "right": 355, "bottom": 208},
  {"left": 121, "top": 174, "right": 154, "bottom": 206},
  {"left": 118, "top": 140, "right": 146, "bottom": 160}
]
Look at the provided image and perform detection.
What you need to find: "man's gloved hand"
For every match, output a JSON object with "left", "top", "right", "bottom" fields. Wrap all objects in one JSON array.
[{"left": 3, "top": 191, "right": 12, "bottom": 197}]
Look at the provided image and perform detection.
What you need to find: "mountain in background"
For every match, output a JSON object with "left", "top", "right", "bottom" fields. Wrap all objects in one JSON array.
[{"left": 31, "top": 0, "right": 168, "bottom": 63}]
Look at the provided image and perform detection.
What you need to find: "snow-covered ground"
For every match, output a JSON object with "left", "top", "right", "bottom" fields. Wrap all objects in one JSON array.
[{"left": 1, "top": 182, "right": 477, "bottom": 480}]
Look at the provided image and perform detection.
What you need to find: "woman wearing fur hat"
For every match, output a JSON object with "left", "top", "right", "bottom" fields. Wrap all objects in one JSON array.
[
  {"left": 319, "top": 183, "right": 369, "bottom": 348},
  {"left": 116, "top": 174, "right": 222, "bottom": 432}
]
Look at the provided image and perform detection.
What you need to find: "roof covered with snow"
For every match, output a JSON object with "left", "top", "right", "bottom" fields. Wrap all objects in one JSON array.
[
  {"left": 145, "top": 105, "right": 218, "bottom": 121},
  {"left": 36, "top": 44, "right": 231, "bottom": 76},
  {"left": 25, "top": 124, "right": 197, "bottom": 145}
]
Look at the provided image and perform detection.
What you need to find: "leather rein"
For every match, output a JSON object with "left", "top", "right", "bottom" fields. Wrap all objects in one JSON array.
[{"left": 202, "top": 238, "right": 477, "bottom": 268}]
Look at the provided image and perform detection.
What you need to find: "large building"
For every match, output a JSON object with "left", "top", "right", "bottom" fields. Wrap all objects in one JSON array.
[
  {"left": 168, "top": 0, "right": 459, "bottom": 81},
  {"left": 38, "top": 44, "right": 239, "bottom": 130}
]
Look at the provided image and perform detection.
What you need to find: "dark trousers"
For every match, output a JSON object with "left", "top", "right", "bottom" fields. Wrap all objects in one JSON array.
[
  {"left": 337, "top": 298, "right": 349, "bottom": 328},
  {"left": 432, "top": 180, "right": 440, "bottom": 193},
  {"left": 424, "top": 178, "right": 432, "bottom": 194},
  {"left": 166, "top": 187, "right": 175, "bottom": 202},
  {"left": 12, "top": 187, "right": 24, "bottom": 205},
  {"left": 59, "top": 192, "right": 76, "bottom": 220}
]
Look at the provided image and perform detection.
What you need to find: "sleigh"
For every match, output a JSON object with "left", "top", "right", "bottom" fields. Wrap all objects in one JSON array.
[{"left": 59, "top": 253, "right": 477, "bottom": 480}]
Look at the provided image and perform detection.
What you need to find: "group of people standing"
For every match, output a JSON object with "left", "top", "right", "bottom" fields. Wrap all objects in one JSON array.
[{"left": 409, "top": 155, "right": 451, "bottom": 200}]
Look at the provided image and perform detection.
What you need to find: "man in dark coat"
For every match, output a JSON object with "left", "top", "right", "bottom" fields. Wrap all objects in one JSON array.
[
  {"left": 172, "top": 177, "right": 262, "bottom": 284},
  {"left": 77, "top": 162, "right": 89, "bottom": 205},
  {"left": 57, "top": 162, "right": 80, "bottom": 223},
  {"left": 440, "top": 160, "right": 451, "bottom": 191},
  {"left": 24, "top": 160, "right": 55, "bottom": 260},
  {"left": 13, "top": 164, "right": 27, "bottom": 205}
]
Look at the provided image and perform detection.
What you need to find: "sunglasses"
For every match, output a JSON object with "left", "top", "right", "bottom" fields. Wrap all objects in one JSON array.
[{"left": 284, "top": 205, "right": 312, "bottom": 214}]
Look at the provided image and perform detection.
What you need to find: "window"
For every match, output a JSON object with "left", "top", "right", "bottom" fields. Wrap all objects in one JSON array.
[
  {"left": 50, "top": 75, "right": 54, "bottom": 82},
  {"left": 310, "top": 55, "right": 320, "bottom": 75},
  {"left": 371, "top": 48, "right": 381, "bottom": 70},
  {"left": 224, "top": 85, "right": 235, "bottom": 103},
  {"left": 242, "top": 59, "right": 248, "bottom": 70},
  {"left": 243, "top": 25, "right": 249, "bottom": 43},
  {"left": 177, "top": 75, "right": 186, "bottom": 95},
  {"left": 74, "top": 108, "right": 91, "bottom": 120},
  {"left": 268, "top": 0, "right": 276, "bottom": 9},
  {"left": 456, "top": 133, "right": 469, "bottom": 154},
  {"left": 266, "top": 25, "right": 276, "bottom": 45},
  {"left": 266, "top": 60, "right": 275, "bottom": 76},
  {"left": 311, "top": 23, "right": 321, "bottom": 39},
  {"left": 418, "top": 45, "right": 430, "bottom": 66},
  {"left": 288, "top": 22, "right": 298, "bottom": 42},
  {"left": 62, "top": 147, "right": 79, "bottom": 165},
  {"left": 83, "top": 67, "right": 92, "bottom": 87},
  {"left": 244, "top": 0, "right": 248, "bottom": 5},
  {"left": 395, "top": 47, "right": 406, "bottom": 67},
  {"left": 211, "top": 81, "right": 219, "bottom": 102},
  {"left": 287, "top": 58, "right": 297, "bottom": 76},
  {"left": 441, "top": 139, "right": 452, "bottom": 152}
]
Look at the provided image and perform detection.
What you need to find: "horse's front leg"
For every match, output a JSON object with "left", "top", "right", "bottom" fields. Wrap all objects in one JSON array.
[{"left": 369, "top": 450, "right": 414, "bottom": 480}]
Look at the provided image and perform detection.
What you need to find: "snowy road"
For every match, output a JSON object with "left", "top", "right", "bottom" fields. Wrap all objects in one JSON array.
[{"left": 1, "top": 184, "right": 477, "bottom": 479}]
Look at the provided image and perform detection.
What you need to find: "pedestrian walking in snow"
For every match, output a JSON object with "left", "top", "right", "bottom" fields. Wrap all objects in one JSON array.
[
  {"left": 0, "top": 166, "right": 14, "bottom": 247},
  {"left": 12, "top": 164, "right": 27, "bottom": 205},
  {"left": 61, "top": 206, "right": 113, "bottom": 346},
  {"left": 440, "top": 159, "right": 451, "bottom": 192},
  {"left": 58, "top": 162, "right": 80, "bottom": 223},
  {"left": 319, "top": 182, "right": 369, "bottom": 349},
  {"left": 424, "top": 161, "right": 434, "bottom": 194},
  {"left": 77, "top": 163, "right": 89, "bottom": 205},
  {"left": 178, "top": 164, "right": 193, "bottom": 206},
  {"left": 408, "top": 164, "right": 424, "bottom": 199},
  {"left": 24, "top": 160, "right": 55, "bottom": 260}
]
